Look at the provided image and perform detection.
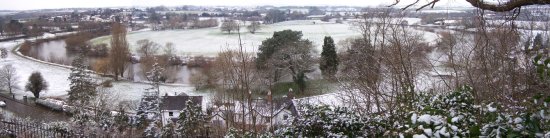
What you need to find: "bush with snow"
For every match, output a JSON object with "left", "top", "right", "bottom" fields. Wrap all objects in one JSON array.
[
  {"left": 275, "top": 86, "right": 550, "bottom": 137},
  {"left": 276, "top": 105, "right": 368, "bottom": 137},
  {"left": 35, "top": 98, "right": 66, "bottom": 111}
]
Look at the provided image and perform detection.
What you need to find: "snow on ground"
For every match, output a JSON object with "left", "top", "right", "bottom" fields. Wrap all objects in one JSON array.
[
  {"left": 0, "top": 40, "right": 72, "bottom": 99},
  {"left": 0, "top": 40, "right": 211, "bottom": 107},
  {"left": 292, "top": 92, "right": 345, "bottom": 108},
  {"left": 106, "top": 81, "right": 209, "bottom": 108},
  {"left": 419, "top": 9, "right": 467, "bottom": 13},
  {"left": 91, "top": 19, "right": 432, "bottom": 57},
  {"left": 92, "top": 20, "right": 360, "bottom": 56},
  {"left": 403, "top": 18, "right": 422, "bottom": 25},
  {"left": 0, "top": 20, "right": 440, "bottom": 111}
]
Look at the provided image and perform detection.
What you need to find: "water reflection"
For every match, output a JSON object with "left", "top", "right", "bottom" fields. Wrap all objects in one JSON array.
[{"left": 29, "top": 40, "right": 194, "bottom": 84}]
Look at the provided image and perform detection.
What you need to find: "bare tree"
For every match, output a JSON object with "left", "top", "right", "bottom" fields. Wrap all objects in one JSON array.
[
  {"left": 208, "top": 24, "right": 261, "bottom": 134},
  {"left": 339, "top": 10, "right": 432, "bottom": 115},
  {"left": 0, "top": 65, "right": 18, "bottom": 94},
  {"left": 163, "top": 42, "right": 176, "bottom": 57},
  {"left": 247, "top": 21, "right": 261, "bottom": 34},
  {"left": 109, "top": 23, "right": 130, "bottom": 81},
  {"left": 137, "top": 39, "right": 160, "bottom": 58},
  {"left": 221, "top": 20, "right": 239, "bottom": 34}
]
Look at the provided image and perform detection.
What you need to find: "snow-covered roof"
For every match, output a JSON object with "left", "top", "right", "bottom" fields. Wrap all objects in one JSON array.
[
  {"left": 291, "top": 90, "right": 383, "bottom": 115},
  {"left": 292, "top": 92, "right": 344, "bottom": 107}
]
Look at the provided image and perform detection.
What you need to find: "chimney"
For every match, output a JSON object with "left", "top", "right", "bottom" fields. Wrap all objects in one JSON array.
[{"left": 287, "top": 88, "right": 294, "bottom": 99}]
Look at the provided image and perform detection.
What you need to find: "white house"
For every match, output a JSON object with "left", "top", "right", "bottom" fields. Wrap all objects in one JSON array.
[
  {"left": 209, "top": 94, "right": 297, "bottom": 131},
  {"left": 160, "top": 95, "right": 203, "bottom": 125}
]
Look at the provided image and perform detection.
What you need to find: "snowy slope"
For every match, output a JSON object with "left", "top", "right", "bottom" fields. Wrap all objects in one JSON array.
[{"left": 0, "top": 40, "right": 211, "bottom": 107}]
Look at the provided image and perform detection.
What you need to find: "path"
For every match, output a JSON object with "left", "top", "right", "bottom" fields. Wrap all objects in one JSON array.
[{"left": 0, "top": 93, "right": 68, "bottom": 122}]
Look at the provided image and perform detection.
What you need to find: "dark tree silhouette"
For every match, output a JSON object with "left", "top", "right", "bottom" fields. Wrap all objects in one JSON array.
[{"left": 25, "top": 72, "right": 48, "bottom": 98}]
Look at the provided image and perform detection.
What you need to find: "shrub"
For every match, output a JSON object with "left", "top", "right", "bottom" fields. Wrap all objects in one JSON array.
[
  {"left": 101, "top": 80, "right": 113, "bottom": 87},
  {"left": 275, "top": 86, "right": 550, "bottom": 137},
  {"left": 92, "top": 58, "right": 111, "bottom": 74},
  {"left": 190, "top": 72, "right": 209, "bottom": 90},
  {"left": 88, "top": 43, "right": 109, "bottom": 57},
  {"left": 18, "top": 41, "right": 32, "bottom": 55},
  {"left": 35, "top": 98, "right": 66, "bottom": 111}
]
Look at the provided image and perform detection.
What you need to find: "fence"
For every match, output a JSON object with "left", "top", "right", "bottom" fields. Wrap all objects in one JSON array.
[{"left": 0, "top": 119, "right": 71, "bottom": 138}]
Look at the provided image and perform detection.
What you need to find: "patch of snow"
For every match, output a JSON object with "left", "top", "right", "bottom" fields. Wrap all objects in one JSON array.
[
  {"left": 451, "top": 125, "right": 458, "bottom": 132},
  {"left": 41, "top": 33, "right": 56, "bottom": 39},
  {"left": 411, "top": 113, "right": 418, "bottom": 124},
  {"left": 513, "top": 117, "right": 523, "bottom": 124},
  {"left": 438, "top": 127, "right": 450, "bottom": 137},
  {"left": 423, "top": 129, "right": 433, "bottom": 137},
  {"left": 451, "top": 117, "right": 460, "bottom": 123},
  {"left": 35, "top": 98, "right": 66, "bottom": 111},
  {"left": 413, "top": 134, "right": 428, "bottom": 138},
  {"left": 487, "top": 103, "right": 497, "bottom": 112},
  {"left": 419, "top": 9, "right": 467, "bottom": 13},
  {"left": 418, "top": 114, "right": 432, "bottom": 124}
]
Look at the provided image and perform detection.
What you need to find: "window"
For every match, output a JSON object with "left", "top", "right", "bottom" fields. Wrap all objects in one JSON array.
[{"left": 169, "top": 112, "right": 174, "bottom": 116}]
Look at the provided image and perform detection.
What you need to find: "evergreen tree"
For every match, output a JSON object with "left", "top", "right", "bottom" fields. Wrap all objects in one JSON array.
[
  {"left": 67, "top": 54, "right": 97, "bottom": 105},
  {"left": 534, "top": 33, "right": 543, "bottom": 50},
  {"left": 70, "top": 106, "right": 94, "bottom": 134},
  {"left": 256, "top": 30, "right": 315, "bottom": 92},
  {"left": 144, "top": 120, "right": 161, "bottom": 138},
  {"left": 176, "top": 99, "right": 206, "bottom": 137},
  {"left": 146, "top": 59, "right": 165, "bottom": 95},
  {"left": 139, "top": 59, "right": 164, "bottom": 137},
  {"left": 161, "top": 120, "right": 176, "bottom": 137},
  {"left": 0, "top": 48, "right": 8, "bottom": 59},
  {"left": 320, "top": 36, "right": 339, "bottom": 80},
  {"left": 25, "top": 71, "right": 48, "bottom": 98},
  {"left": 114, "top": 105, "right": 129, "bottom": 132}
]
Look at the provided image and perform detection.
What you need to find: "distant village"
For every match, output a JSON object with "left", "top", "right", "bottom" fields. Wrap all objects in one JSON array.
[{"left": 2, "top": 5, "right": 549, "bottom": 41}]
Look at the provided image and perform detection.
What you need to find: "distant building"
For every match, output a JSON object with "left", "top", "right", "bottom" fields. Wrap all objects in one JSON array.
[
  {"left": 209, "top": 90, "right": 297, "bottom": 132},
  {"left": 160, "top": 95, "right": 203, "bottom": 125},
  {"left": 306, "top": 15, "right": 326, "bottom": 20}
]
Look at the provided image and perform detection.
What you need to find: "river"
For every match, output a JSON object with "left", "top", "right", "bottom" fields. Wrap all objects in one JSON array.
[{"left": 29, "top": 40, "right": 196, "bottom": 84}]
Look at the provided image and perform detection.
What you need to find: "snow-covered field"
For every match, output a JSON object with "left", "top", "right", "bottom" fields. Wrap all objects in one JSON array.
[
  {"left": 0, "top": 40, "right": 211, "bottom": 108},
  {"left": 0, "top": 19, "right": 439, "bottom": 111},
  {"left": 91, "top": 19, "right": 435, "bottom": 56},
  {"left": 92, "top": 20, "right": 361, "bottom": 56}
]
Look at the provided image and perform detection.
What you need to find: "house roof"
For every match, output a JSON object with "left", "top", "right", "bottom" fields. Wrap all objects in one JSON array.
[
  {"left": 160, "top": 96, "right": 202, "bottom": 111},
  {"left": 219, "top": 97, "right": 297, "bottom": 117}
]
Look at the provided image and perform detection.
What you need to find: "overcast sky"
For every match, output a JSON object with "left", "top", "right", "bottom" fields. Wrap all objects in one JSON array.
[{"left": 0, "top": 0, "right": 472, "bottom": 10}]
